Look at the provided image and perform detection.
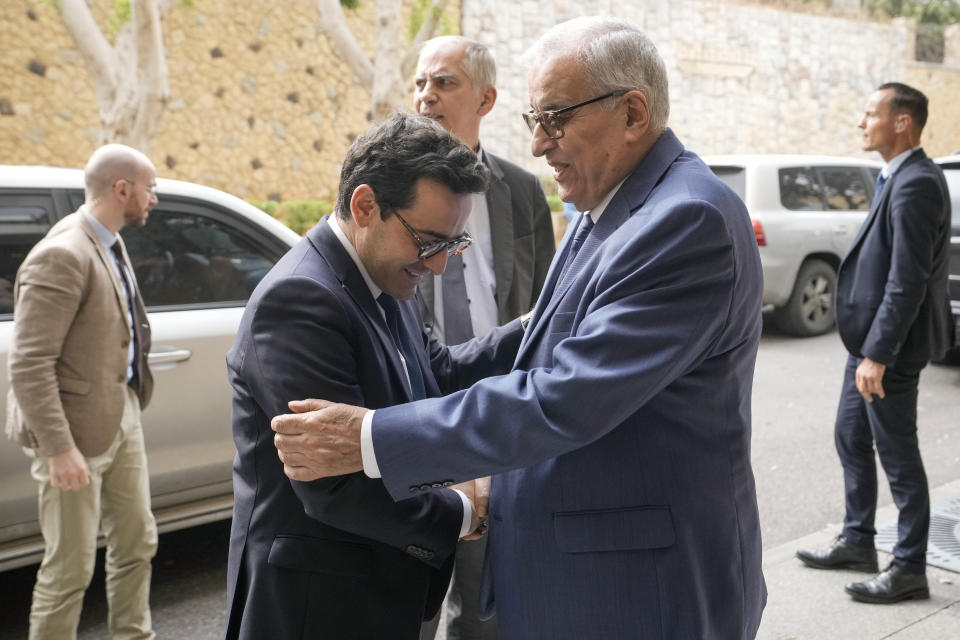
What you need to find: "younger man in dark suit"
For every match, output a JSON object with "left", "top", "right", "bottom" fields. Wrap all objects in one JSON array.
[
  {"left": 797, "top": 82, "right": 952, "bottom": 604},
  {"left": 225, "top": 113, "right": 520, "bottom": 639}
]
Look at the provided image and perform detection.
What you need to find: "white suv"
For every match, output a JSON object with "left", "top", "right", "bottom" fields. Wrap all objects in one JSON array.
[
  {"left": 0, "top": 166, "right": 299, "bottom": 571},
  {"left": 704, "top": 155, "right": 882, "bottom": 336}
]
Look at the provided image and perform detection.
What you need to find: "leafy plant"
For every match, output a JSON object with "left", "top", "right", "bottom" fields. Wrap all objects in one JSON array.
[{"left": 249, "top": 199, "right": 335, "bottom": 235}]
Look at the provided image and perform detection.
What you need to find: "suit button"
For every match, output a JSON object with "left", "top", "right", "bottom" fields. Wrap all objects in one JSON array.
[
  {"left": 122, "top": 340, "right": 130, "bottom": 348},
  {"left": 431, "top": 482, "right": 443, "bottom": 489},
  {"left": 442, "top": 480, "right": 454, "bottom": 487},
  {"left": 117, "top": 375, "right": 125, "bottom": 383},
  {"left": 418, "top": 484, "right": 432, "bottom": 493},
  {"left": 409, "top": 486, "right": 421, "bottom": 494}
]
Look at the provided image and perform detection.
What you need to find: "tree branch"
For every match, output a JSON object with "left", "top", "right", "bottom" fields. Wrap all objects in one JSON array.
[
  {"left": 58, "top": 0, "right": 118, "bottom": 91},
  {"left": 316, "top": 0, "right": 375, "bottom": 91},
  {"left": 401, "top": 0, "right": 447, "bottom": 80}
]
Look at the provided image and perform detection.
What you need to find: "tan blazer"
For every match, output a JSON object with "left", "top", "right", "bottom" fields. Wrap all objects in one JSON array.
[{"left": 5, "top": 211, "right": 153, "bottom": 458}]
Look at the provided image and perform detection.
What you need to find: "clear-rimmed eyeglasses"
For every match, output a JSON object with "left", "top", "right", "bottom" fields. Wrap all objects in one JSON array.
[
  {"left": 124, "top": 179, "right": 157, "bottom": 196},
  {"left": 392, "top": 209, "right": 472, "bottom": 260},
  {"left": 522, "top": 89, "right": 628, "bottom": 140}
]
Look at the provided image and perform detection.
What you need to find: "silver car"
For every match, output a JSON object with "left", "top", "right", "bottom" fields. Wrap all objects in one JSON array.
[
  {"left": 0, "top": 166, "right": 299, "bottom": 571},
  {"left": 704, "top": 155, "right": 882, "bottom": 336}
]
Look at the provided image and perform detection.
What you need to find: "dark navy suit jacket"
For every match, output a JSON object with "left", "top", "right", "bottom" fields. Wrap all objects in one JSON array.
[
  {"left": 225, "top": 220, "right": 522, "bottom": 639},
  {"left": 836, "top": 149, "right": 952, "bottom": 367},
  {"left": 371, "top": 130, "right": 768, "bottom": 639}
]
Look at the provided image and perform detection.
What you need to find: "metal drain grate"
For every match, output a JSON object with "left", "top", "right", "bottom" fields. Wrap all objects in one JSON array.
[{"left": 876, "top": 493, "right": 960, "bottom": 573}]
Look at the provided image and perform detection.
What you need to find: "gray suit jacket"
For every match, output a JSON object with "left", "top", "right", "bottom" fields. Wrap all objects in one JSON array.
[{"left": 418, "top": 149, "right": 554, "bottom": 328}]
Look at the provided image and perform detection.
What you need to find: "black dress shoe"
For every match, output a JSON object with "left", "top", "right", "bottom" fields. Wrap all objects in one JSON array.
[
  {"left": 796, "top": 535, "right": 879, "bottom": 572},
  {"left": 845, "top": 563, "right": 929, "bottom": 604}
]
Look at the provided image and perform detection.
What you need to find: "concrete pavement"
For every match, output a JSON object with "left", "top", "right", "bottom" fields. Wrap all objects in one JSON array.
[{"left": 757, "top": 479, "right": 960, "bottom": 639}]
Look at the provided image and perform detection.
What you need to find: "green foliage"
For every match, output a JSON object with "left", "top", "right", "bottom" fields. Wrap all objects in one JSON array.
[
  {"left": 340, "top": 0, "right": 360, "bottom": 10},
  {"left": 546, "top": 193, "right": 563, "bottom": 213},
  {"left": 179, "top": 0, "right": 195, "bottom": 8},
  {"left": 107, "top": 0, "right": 131, "bottom": 34},
  {"left": 248, "top": 199, "right": 335, "bottom": 236},
  {"left": 864, "top": 0, "right": 960, "bottom": 24},
  {"left": 408, "top": 0, "right": 457, "bottom": 42}
]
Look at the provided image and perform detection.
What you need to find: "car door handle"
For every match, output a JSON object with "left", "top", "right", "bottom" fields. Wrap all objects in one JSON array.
[{"left": 148, "top": 348, "right": 192, "bottom": 366}]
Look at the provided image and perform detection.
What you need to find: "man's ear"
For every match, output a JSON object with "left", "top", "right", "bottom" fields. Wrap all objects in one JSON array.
[
  {"left": 477, "top": 85, "right": 498, "bottom": 117},
  {"left": 350, "top": 185, "right": 380, "bottom": 228},
  {"left": 623, "top": 90, "right": 651, "bottom": 140},
  {"left": 113, "top": 178, "right": 130, "bottom": 201}
]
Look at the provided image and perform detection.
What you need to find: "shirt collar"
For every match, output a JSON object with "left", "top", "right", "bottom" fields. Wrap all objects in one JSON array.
[
  {"left": 326, "top": 214, "right": 382, "bottom": 300},
  {"left": 584, "top": 176, "right": 628, "bottom": 224},
  {"left": 82, "top": 208, "right": 120, "bottom": 250},
  {"left": 881, "top": 145, "right": 921, "bottom": 179}
]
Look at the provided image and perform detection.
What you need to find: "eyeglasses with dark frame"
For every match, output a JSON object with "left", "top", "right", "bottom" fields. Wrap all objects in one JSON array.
[
  {"left": 522, "top": 89, "right": 629, "bottom": 140},
  {"left": 392, "top": 209, "right": 472, "bottom": 260}
]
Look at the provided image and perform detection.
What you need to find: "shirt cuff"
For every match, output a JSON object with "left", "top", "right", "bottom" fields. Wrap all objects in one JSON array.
[
  {"left": 453, "top": 489, "right": 473, "bottom": 538},
  {"left": 360, "top": 409, "right": 381, "bottom": 478}
]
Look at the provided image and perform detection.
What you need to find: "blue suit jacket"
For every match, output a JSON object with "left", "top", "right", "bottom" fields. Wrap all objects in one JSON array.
[
  {"left": 372, "top": 130, "right": 767, "bottom": 639},
  {"left": 836, "top": 149, "right": 952, "bottom": 368},
  {"left": 224, "top": 220, "right": 522, "bottom": 639}
]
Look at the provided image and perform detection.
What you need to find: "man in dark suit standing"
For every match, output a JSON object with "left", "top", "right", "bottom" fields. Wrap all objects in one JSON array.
[
  {"left": 7, "top": 144, "right": 158, "bottom": 639},
  {"left": 225, "top": 113, "right": 524, "bottom": 639},
  {"left": 413, "top": 35, "right": 555, "bottom": 640},
  {"left": 272, "top": 17, "right": 767, "bottom": 639},
  {"left": 797, "top": 82, "right": 952, "bottom": 604}
]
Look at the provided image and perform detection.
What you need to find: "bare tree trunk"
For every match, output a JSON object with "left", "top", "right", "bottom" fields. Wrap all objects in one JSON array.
[
  {"left": 315, "top": 0, "right": 449, "bottom": 121},
  {"left": 58, "top": 0, "right": 171, "bottom": 153}
]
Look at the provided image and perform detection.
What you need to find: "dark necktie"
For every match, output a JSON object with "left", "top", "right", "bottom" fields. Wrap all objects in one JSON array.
[
  {"left": 440, "top": 252, "right": 474, "bottom": 345},
  {"left": 872, "top": 172, "right": 887, "bottom": 207},
  {"left": 110, "top": 240, "right": 148, "bottom": 399},
  {"left": 377, "top": 293, "right": 426, "bottom": 400},
  {"left": 558, "top": 214, "right": 595, "bottom": 288}
]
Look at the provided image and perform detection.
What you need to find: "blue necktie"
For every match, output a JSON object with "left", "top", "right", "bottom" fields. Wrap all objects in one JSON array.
[
  {"left": 873, "top": 172, "right": 887, "bottom": 207},
  {"left": 377, "top": 293, "right": 426, "bottom": 400},
  {"left": 558, "top": 214, "right": 595, "bottom": 287},
  {"left": 440, "top": 252, "right": 473, "bottom": 345}
]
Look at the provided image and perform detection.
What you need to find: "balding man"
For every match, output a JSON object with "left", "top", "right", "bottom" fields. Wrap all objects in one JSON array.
[
  {"left": 273, "top": 17, "right": 767, "bottom": 638},
  {"left": 7, "top": 144, "right": 159, "bottom": 639},
  {"left": 413, "top": 35, "right": 555, "bottom": 640}
]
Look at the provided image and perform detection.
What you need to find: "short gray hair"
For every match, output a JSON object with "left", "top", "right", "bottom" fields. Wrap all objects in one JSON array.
[
  {"left": 420, "top": 36, "right": 496, "bottom": 91},
  {"left": 525, "top": 16, "right": 669, "bottom": 133}
]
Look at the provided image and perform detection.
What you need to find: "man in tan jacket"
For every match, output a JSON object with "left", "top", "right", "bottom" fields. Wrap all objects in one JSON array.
[{"left": 6, "top": 144, "right": 158, "bottom": 639}]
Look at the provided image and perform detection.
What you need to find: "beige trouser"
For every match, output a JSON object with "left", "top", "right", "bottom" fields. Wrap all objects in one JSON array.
[{"left": 27, "top": 386, "right": 158, "bottom": 640}]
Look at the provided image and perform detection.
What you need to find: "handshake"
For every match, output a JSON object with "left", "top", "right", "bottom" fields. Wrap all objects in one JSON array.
[{"left": 453, "top": 476, "right": 491, "bottom": 540}]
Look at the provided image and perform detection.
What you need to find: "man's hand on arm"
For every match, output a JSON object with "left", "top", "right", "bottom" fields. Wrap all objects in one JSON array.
[
  {"left": 855, "top": 357, "right": 886, "bottom": 403},
  {"left": 48, "top": 446, "right": 90, "bottom": 491},
  {"left": 272, "top": 399, "right": 366, "bottom": 481}
]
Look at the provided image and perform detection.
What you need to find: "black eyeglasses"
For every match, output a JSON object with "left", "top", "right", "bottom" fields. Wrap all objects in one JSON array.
[
  {"left": 392, "top": 210, "right": 472, "bottom": 260},
  {"left": 522, "top": 90, "right": 628, "bottom": 140}
]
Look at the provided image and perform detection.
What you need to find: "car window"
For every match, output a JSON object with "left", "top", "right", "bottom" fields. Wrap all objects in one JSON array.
[
  {"left": 121, "top": 201, "right": 286, "bottom": 309},
  {"left": 0, "top": 193, "right": 57, "bottom": 317},
  {"left": 709, "top": 166, "right": 746, "bottom": 200},
  {"left": 819, "top": 167, "right": 871, "bottom": 211},
  {"left": 779, "top": 167, "right": 825, "bottom": 210}
]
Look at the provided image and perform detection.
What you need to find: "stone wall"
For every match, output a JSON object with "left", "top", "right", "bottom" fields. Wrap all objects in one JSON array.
[
  {"left": 465, "top": 0, "right": 960, "bottom": 176},
  {"left": 1, "top": 1, "right": 958, "bottom": 202},
  {"left": 0, "top": 0, "right": 459, "bottom": 201}
]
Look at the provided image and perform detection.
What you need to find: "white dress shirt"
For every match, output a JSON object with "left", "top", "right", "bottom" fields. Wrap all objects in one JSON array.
[{"left": 327, "top": 215, "right": 473, "bottom": 537}]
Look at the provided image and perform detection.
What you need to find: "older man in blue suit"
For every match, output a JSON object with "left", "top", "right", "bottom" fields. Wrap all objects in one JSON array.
[{"left": 273, "top": 16, "right": 767, "bottom": 639}]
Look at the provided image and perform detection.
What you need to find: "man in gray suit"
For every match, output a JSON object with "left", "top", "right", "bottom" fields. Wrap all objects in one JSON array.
[{"left": 413, "top": 36, "right": 555, "bottom": 640}]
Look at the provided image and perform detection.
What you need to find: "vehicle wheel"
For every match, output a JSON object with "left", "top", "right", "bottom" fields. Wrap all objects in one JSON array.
[{"left": 774, "top": 259, "right": 837, "bottom": 337}]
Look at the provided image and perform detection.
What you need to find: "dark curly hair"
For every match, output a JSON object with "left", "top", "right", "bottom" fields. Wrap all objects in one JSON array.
[{"left": 335, "top": 112, "right": 489, "bottom": 221}]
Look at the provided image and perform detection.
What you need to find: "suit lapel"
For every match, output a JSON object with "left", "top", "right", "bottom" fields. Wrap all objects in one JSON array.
[
  {"left": 845, "top": 149, "right": 926, "bottom": 264},
  {"left": 485, "top": 152, "right": 515, "bottom": 317},
  {"left": 306, "top": 219, "right": 415, "bottom": 401},
  {"left": 518, "top": 129, "right": 685, "bottom": 359},
  {"left": 77, "top": 212, "right": 128, "bottom": 321}
]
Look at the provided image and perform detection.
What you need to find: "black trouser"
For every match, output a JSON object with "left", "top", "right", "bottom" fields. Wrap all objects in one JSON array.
[{"left": 834, "top": 354, "right": 929, "bottom": 573}]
